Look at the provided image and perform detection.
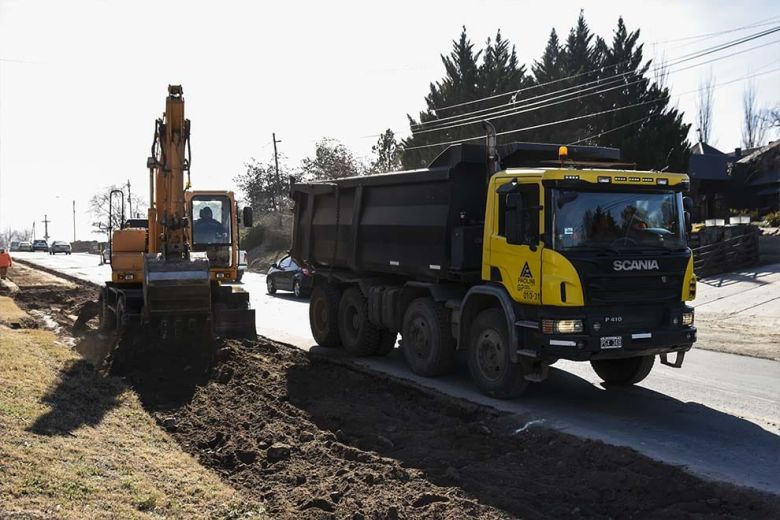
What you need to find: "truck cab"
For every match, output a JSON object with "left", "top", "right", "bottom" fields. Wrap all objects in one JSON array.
[{"left": 470, "top": 165, "right": 695, "bottom": 392}]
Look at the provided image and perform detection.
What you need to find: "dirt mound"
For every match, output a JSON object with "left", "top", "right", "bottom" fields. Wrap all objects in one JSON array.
[{"left": 141, "top": 339, "right": 779, "bottom": 520}]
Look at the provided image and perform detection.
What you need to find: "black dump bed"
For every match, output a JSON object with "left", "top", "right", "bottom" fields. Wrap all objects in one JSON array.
[{"left": 290, "top": 142, "right": 620, "bottom": 281}]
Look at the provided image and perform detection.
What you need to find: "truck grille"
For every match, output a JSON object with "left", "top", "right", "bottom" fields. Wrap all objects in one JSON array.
[{"left": 586, "top": 273, "right": 682, "bottom": 305}]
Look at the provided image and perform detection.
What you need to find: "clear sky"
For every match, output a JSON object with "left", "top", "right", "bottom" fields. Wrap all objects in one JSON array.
[{"left": 1, "top": 0, "right": 778, "bottom": 242}]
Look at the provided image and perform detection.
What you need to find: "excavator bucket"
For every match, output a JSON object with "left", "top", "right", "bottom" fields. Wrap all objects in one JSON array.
[{"left": 143, "top": 254, "right": 212, "bottom": 337}]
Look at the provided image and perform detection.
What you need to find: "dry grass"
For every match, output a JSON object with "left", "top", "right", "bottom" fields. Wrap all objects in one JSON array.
[
  {"left": 0, "top": 299, "right": 263, "bottom": 519},
  {"left": 0, "top": 296, "right": 33, "bottom": 327}
]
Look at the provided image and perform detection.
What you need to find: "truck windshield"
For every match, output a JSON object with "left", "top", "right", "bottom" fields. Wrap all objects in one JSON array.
[{"left": 551, "top": 189, "right": 685, "bottom": 251}]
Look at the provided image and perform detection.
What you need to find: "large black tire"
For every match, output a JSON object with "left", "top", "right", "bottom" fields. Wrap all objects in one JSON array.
[
  {"left": 99, "top": 292, "right": 115, "bottom": 332},
  {"left": 309, "top": 282, "right": 342, "bottom": 348},
  {"left": 266, "top": 277, "right": 276, "bottom": 295},
  {"left": 235, "top": 271, "right": 244, "bottom": 283},
  {"left": 401, "top": 298, "right": 455, "bottom": 376},
  {"left": 591, "top": 356, "right": 655, "bottom": 386},
  {"left": 374, "top": 330, "right": 398, "bottom": 356},
  {"left": 467, "top": 308, "right": 529, "bottom": 399},
  {"left": 338, "top": 287, "right": 381, "bottom": 356}
]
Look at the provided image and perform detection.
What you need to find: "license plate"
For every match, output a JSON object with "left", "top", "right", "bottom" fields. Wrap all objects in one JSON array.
[{"left": 600, "top": 336, "right": 622, "bottom": 349}]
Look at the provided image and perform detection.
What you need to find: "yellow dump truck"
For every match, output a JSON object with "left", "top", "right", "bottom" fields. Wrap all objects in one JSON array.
[{"left": 291, "top": 141, "right": 697, "bottom": 398}]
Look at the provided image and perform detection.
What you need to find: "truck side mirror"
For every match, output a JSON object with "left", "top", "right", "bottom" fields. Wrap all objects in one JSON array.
[
  {"left": 242, "top": 206, "right": 253, "bottom": 228},
  {"left": 505, "top": 193, "right": 524, "bottom": 246}
]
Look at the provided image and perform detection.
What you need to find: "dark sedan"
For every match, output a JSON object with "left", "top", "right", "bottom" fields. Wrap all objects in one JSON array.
[
  {"left": 266, "top": 255, "right": 313, "bottom": 298},
  {"left": 32, "top": 240, "right": 49, "bottom": 252}
]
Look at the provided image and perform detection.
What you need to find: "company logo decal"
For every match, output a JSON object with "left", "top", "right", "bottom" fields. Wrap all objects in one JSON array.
[{"left": 613, "top": 259, "right": 659, "bottom": 271}]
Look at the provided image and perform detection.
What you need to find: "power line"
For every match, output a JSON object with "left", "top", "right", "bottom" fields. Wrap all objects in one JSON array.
[
  {"left": 424, "top": 24, "right": 780, "bottom": 116},
  {"left": 411, "top": 37, "right": 780, "bottom": 136},
  {"left": 654, "top": 16, "right": 780, "bottom": 45},
  {"left": 404, "top": 66, "right": 780, "bottom": 152},
  {"left": 570, "top": 65, "right": 780, "bottom": 145}
]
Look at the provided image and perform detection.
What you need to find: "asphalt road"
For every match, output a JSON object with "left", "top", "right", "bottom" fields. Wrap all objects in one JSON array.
[{"left": 11, "top": 251, "right": 780, "bottom": 494}]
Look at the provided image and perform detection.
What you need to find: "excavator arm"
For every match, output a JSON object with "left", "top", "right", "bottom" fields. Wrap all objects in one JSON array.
[{"left": 143, "top": 85, "right": 212, "bottom": 334}]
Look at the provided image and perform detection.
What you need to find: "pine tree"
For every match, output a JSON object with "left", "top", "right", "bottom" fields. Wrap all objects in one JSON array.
[{"left": 401, "top": 28, "right": 528, "bottom": 168}]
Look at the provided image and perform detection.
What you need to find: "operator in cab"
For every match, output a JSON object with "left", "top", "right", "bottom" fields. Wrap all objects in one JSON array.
[{"left": 193, "top": 206, "right": 226, "bottom": 243}]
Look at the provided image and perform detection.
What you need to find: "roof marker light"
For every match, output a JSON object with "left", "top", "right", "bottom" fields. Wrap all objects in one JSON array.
[
  {"left": 598, "top": 176, "right": 611, "bottom": 183},
  {"left": 657, "top": 178, "right": 669, "bottom": 185}
]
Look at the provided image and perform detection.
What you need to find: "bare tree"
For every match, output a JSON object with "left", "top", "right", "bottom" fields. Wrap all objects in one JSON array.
[
  {"left": 89, "top": 185, "right": 146, "bottom": 237},
  {"left": 742, "top": 80, "right": 768, "bottom": 149},
  {"left": 695, "top": 70, "right": 715, "bottom": 144}
]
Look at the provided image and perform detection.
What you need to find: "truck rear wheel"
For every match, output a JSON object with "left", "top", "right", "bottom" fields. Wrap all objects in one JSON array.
[
  {"left": 467, "top": 308, "right": 529, "bottom": 399},
  {"left": 309, "top": 282, "right": 342, "bottom": 348},
  {"left": 338, "top": 287, "right": 380, "bottom": 356},
  {"left": 590, "top": 355, "right": 655, "bottom": 386},
  {"left": 401, "top": 298, "right": 455, "bottom": 376}
]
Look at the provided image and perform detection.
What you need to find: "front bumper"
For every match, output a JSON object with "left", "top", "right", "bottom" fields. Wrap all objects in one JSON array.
[
  {"left": 515, "top": 303, "right": 697, "bottom": 362},
  {"left": 537, "top": 326, "right": 696, "bottom": 361}
]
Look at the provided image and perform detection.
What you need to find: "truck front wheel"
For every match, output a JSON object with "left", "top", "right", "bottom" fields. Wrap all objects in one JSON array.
[
  {"left": 467, "top": 308, "right": 529, "bottom": 399},
  {"left": 590, "top": 356, "right": 655, "bottom": 386},
  {"left": 309, "top": 282, "right": 342, "bottom": 348},
  {"left": 401, "top": 298, "right": 455, "bottom": 376},
  {"left": 338, "top": 287, "right": 381, "bottom": 356}
]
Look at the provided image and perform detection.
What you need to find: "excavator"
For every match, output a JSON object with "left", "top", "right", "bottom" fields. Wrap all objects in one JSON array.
[{"left": 77, "top": 85, "right": 255, "bottom": 361}]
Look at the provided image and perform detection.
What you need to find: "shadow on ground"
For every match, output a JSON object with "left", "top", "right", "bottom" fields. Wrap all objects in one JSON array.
[
  {"left": 700, "top": 263, "right": 780, "bottom": 288},
  {"left": 285, "top": 354, "right": 780, "bottom": 518},
  {"left": 27, "top": 359, "right": 124, "bottom": 436}
]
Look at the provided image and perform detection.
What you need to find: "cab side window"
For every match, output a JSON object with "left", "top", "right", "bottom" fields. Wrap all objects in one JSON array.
[{"left": 497, "top": 184, "right": 539, "bottom": 241}]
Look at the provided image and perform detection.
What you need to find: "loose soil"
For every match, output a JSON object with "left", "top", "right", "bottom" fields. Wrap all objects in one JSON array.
[{"left": 7, "top": 264, "right": 780, "bottom": 519}]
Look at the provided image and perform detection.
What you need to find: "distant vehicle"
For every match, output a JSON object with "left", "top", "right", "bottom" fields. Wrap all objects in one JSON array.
[
  {"left": 266, "top": 254, "right": 312, "bottom": 298},
  {"left": 9, "top": 241, "right": 20, "bottom": 252},
  {"left": 32, "top": 240, "right": 48, "bottom": 252},
  {"left": 18, "top": 241, "right": 33, "bottom": 252},
  {"left": 49, "top": 241, "right": 72, "bottom": 255},
  {"left": 235, "top": 250, "right": 248, "bottom": 283},
  {"left": 101, "top": 245, "right": 111, "bottom": 264}
]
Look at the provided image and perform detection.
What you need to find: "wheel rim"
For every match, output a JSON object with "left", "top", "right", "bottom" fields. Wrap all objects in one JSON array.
[
  {"left": 294, "top": 282, "right": 301, "bottom": 297},
  {"left": 313, "top": 296, "right": 328, "bottom": 333},
  {"left": 408, "top": 317, "right": 432, "bottom": 360},
  {"left": 475, "top": 329, "right": 506, "bottom": 382},
  {"left": 343, "top": 303, "right": 360, "bottom": 341},
  {"left": 267, "top": 278, "right": 274, "bottom": 292}
]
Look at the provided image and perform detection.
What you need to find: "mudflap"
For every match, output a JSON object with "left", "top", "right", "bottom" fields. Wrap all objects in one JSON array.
[{"left": 212, "top": 283, "right": 257, "bottom": 339}]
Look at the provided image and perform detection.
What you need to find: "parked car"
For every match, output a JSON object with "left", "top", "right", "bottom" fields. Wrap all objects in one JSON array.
[
  {"left": 32, "top": 240, "right": 48, "bottom": 252},
  {"left": 266, "top": 254, "right": 313, "bottom": 298},
  {"left": 49, "top": 241, "right": 72, "bottom": 255},
  {"left": 18, "top": 241, "right": 33, "bottom": 252},
  {"left": 9, "top": 241, "right": 20, "bottom": 252},
  {"left": 235, "top": 250, "right": 248, "bottom": 283}
]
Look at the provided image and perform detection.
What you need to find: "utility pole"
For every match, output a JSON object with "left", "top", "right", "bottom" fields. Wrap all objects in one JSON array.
[
  {"left": 42, "top": 214, "right": 51, "bottom": 242},
  {"left": 32, "top": 221, "right": 36, "bottom": 240},
  {"left": 127, "top": 179, "right": 133, "bottom": 218},
  {"left": 272, "top": 133, "right": 283, "bottom": 219},
  {"left": 72, "top": 200, "right": 76, "bottom": 242}
]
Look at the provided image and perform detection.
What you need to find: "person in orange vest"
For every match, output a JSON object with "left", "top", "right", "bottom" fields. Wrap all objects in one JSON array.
[{"left": 0, "top": 247, "right": 11, "bottom": 280}]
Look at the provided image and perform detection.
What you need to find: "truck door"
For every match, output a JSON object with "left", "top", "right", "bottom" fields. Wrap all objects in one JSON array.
[{"left": 488, "top": 180, "right": 543, "bottom": 306}]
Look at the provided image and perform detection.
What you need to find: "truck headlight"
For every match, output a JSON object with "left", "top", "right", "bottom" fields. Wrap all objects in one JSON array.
[
  {"left": 542, "top": 319, "right": 583, "bottom": 334},
  {"left": 682, "top": 312, "right": 694, "bottom": 326}
]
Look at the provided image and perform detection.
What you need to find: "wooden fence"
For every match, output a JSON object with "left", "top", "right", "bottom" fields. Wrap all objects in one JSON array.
[{"left": 691, "top": 230, "right": 759, "bottom": 277}]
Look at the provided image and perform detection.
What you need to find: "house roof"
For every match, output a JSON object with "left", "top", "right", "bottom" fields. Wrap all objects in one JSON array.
[
  {"left": 690, "top": 142, "right": 725, "bottom": 156},
  {"left": 736, "top": 140, "right": 780, "bottom": 164}
]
